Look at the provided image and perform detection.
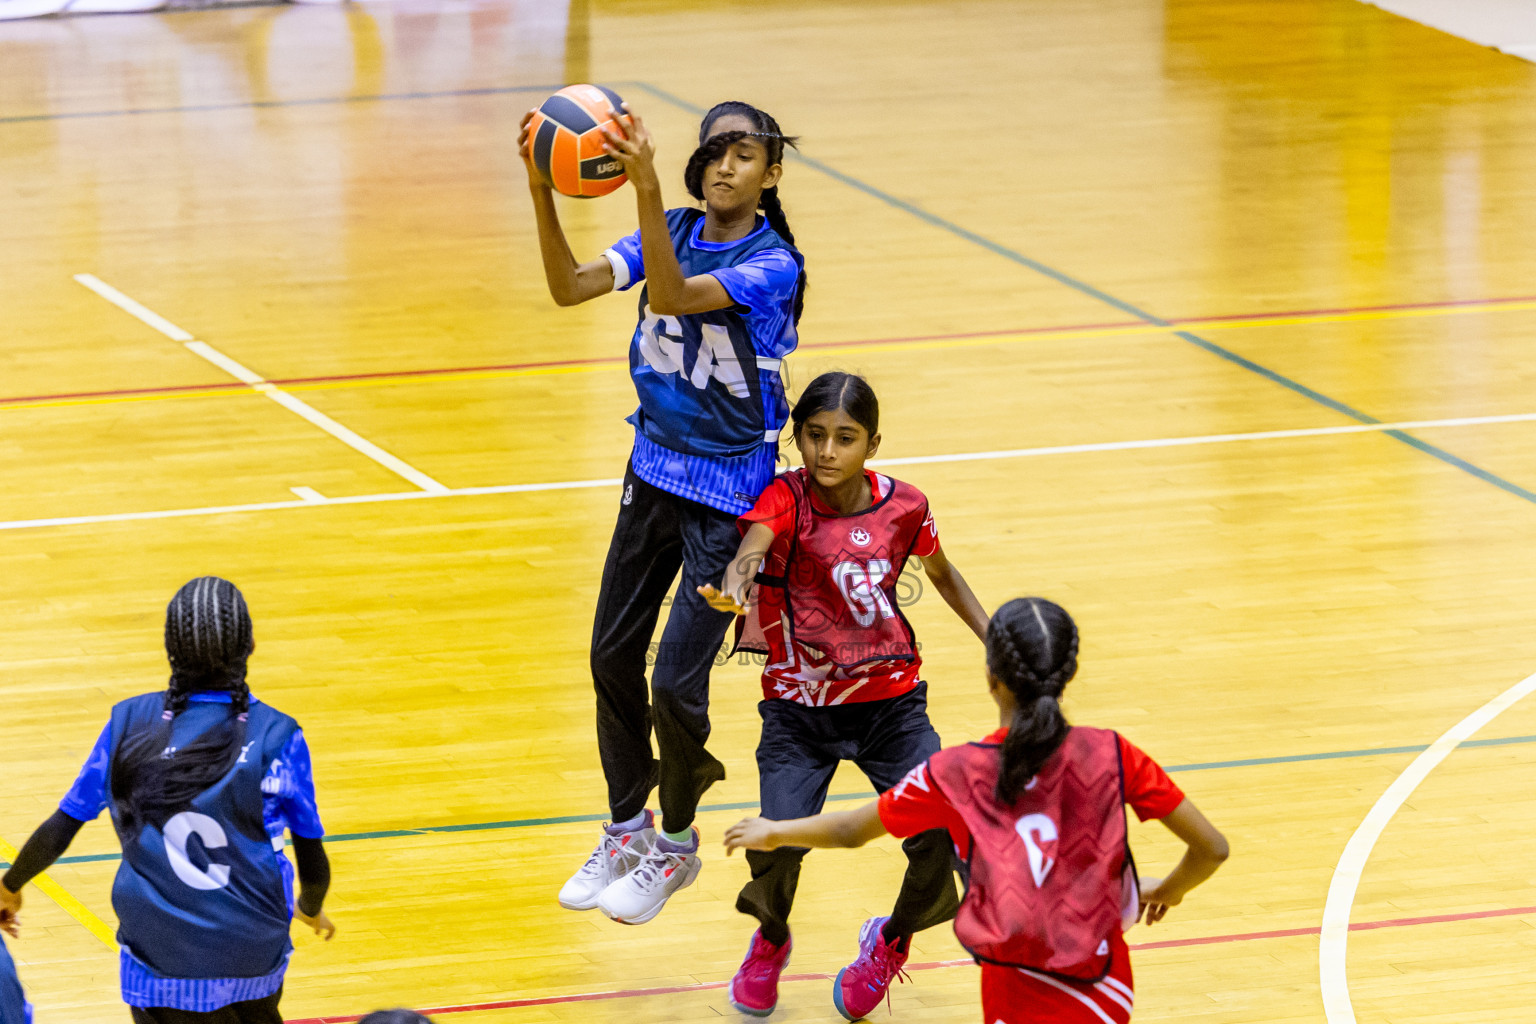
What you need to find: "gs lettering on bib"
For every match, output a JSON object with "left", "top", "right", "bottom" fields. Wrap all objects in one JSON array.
[
  {"left": 927, "top": 727, "right": 1138, "bottom": 982},
  {"left": 736, "top": 468, "right": 927, "bottom": 670}
]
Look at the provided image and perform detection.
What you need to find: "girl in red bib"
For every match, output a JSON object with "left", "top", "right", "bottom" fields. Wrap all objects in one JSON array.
[
  {"left": 724, "top": 598, "right": 1229, "bottom": 1024},
  {"left": 699, "top": 372, "right": 990, "bottom": 1020}
]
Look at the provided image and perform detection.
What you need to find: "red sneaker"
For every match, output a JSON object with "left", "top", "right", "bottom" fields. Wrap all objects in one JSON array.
[
  {"left": 833, "top": 916, "right": 910, "bottom": 1021},
  {"left": 729, "top": 929, "right": 792, "bottom": 1016}
]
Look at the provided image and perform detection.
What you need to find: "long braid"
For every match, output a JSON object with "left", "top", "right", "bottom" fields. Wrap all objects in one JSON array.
[
  {"left": 989, "top": 598, "right": 1080, "bottom": 804},
  {"left": 684, "top": 101, "right": 807, "bottom": 324},
  {"left": 112, "top": 577, "right": 256, "bottom": 834}
]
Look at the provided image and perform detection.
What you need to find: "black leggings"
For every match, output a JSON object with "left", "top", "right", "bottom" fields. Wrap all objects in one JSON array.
[
  {"left": 129, "top": 990, "right": 281, "bottom": 1024},
  {"left": 591, "top": 463, "right": 739, "bottom": 832},
  {"left": 736, "top": 684, "right": 961, "bottom": 946}
]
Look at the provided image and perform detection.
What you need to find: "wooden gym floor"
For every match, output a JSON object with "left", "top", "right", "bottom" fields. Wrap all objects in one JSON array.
[{"left": 3, "top": 1, "right": 1536, "bottom": 1021}]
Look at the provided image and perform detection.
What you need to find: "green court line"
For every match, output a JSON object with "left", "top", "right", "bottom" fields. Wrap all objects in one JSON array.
[{"left": 10, "top": 733, "right": 1532, "bottom": 871}]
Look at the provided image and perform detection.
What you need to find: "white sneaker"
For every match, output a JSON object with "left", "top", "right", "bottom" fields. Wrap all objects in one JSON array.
[
  {"left": 558, "top": 811, "right": 656, "bottom": 911},
  {"left": 596, "top": 827, "right": 703, "bottom": 924}
]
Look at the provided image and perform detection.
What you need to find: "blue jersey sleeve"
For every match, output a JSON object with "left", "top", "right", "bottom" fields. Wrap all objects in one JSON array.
[
  {"left": 603, "top": 229, "right": 645, "bottom": 292},
  {"left": 708, "top": 248, "right": 801, "bottom": 349},
  {"left": 58, "top": 724, "right": 112, "bottom": 823},
  {"left": 260, "top": 730, "right": 325, "bottom": 840}
]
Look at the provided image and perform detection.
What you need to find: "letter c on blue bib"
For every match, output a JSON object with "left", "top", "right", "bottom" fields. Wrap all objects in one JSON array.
[{"left": 163, "top": 811, "right": 232, "bottom": 891}]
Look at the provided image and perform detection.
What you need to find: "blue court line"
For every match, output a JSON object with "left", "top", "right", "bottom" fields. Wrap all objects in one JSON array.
[
  {"left": 0, "top": 83, "right": 562, "bottom": 126},
  {"left": 10, "top": 732, "right": 1533, "bottom": 871},
  {"left": 627, "top": 82, "right": 1536, "bottom": 508}
]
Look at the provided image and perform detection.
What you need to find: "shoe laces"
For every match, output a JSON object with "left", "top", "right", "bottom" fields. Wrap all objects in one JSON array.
[
  {"left": 860, "top": 934, "right": 910, "bottom": 1013},
  {"left": 743, "top": 936, "right": 786, "bottom": 981},
  {"left": 629, "top": 843, "right": 689, "bottom": 890},
  {"left": 583, "top": 828, "right": 630, "bottom": 875}
]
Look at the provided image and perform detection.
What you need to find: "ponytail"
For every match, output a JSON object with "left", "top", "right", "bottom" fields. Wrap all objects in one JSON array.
[
  {"left": 684, "top": 101, "right": 807, "bottom": 325},
  {"left": 111, "top": 577, "right": 255, "bottom": 835},
  {"left": 987, "top": 598, "right": 1079, "bottom": 804}
]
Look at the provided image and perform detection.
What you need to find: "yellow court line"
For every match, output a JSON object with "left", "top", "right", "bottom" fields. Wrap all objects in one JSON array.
[
  {"left": 0, "top": 836, "right": 118, "bottom": 951},
  {"left": 5, "top": 296, "right": 1536, "bottom": 415}
]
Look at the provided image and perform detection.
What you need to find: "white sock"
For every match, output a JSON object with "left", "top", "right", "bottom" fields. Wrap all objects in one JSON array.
[{"left": 613, "top": 810, "right": 648, "bottom": 832}]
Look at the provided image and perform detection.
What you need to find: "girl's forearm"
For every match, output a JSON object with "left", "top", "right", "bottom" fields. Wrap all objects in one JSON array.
[
  {"left": 768, "top": 813, "right": 863, "bottom": 850},
  {"left": 933, "top": 565, "right": 989, "bottom": 641},
  {"left": 633, "top": 179, "right": 689, "bottom": 311},
  {"left": 723, "top": 556, "right": 758, "bottom": 606},
  {"left": 292, "top": 836, "right": 331, "bottom": 917},
  {"left": 724, "top": 524, "right": 776, "bottom": 606},
  {"left": 2, "top": 810, "right": 84, "bottom": 892},
  {"left": 1152, "top": 847, "right": 1227, "bottom": 904},
  {"left": 767, "top": 802, "right": 888, "bottom": 851},
  {"left": 528, "top": 186, "right": 583, "bottom": 305}
]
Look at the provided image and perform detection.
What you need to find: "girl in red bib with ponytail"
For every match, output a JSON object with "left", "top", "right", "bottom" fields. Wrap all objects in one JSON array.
[
  {"left": 699, "top": 371, "right": 991, "bottom": 1020},
  {"left": 724, "top": 597, "right": 1230, "bottom": 1024}
]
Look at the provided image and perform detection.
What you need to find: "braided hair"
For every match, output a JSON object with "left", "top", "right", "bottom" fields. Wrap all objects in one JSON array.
[
  {"left": 987, "top": 598, "right": 1080, "bottom": 804},
  {"left": 683, "top": 100, "right": 807, "bottom": 324},
  {"left": 110, "top": 577, "right": 255, "bottom": 835}
]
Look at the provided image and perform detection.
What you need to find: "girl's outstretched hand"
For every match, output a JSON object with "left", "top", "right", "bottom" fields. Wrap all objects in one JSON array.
[
  {"left": 697, "top": 584, "right": 748, "bottom": 616},
  {"left": 1137, "top": 876, "right": 1180, "bottom": 925},
  {"left": 0, "top": 884, "right": 20, "bottom": 938},
  {"left": 724, "top": 817, "right": 777, "bottom": 855},
  {"left": 599, "top": 103, "right": 658, "bottom": 188},
  {"left": 295, "top": 907, "right": 337, "bottom": 941},
  {"left": 517, "top": 109, "right": 549, "bottom": 191}
]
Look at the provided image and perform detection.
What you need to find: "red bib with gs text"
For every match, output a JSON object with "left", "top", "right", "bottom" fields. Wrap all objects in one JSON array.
[{"left": 737, "top": 469, "right": 927, "bottom": 670}]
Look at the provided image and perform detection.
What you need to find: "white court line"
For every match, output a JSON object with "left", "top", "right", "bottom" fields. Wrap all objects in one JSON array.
[
  {"left": 1319, "top": 669, "right": 1536, "bottom": 1024},
  {"left": 290, "top": 486, "right": 327, "bottom": 503},
  {"left": 0, "top": 478, "right": 626, "bottom": 532},
  {"left": 870, "top": 411, "right": 1536, "bottom": 467},
  {"left": 3, "top": 411, "right": 1535, "bottom": 534},
  {"left": 73, "top": 274, "right": 448, "bottom": 494}
]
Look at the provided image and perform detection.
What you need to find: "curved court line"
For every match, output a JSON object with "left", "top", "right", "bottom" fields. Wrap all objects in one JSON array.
[
  {"left": 5, "top": 412, "right": 1536, "bottom": 533},
  {"left": 1319, "top": 669, "right": 1536, "bottom": 1024}
]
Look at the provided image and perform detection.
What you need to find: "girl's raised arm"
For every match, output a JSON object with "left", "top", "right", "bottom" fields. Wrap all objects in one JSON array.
[
  {"left": 519, "top": 109, "right": 618, "bottom": 307},
  {"left": 1139, "top": 797, "right": 1229, "bottom": 925},
  {"left": 600, "top": 107, "right": 736, "bottom": 316},
  {"left": 724, "top": 801, "right": 888, "bottom": 854},
  {"left": 698, "top": 522, "right": 776, "bottom": 615},
  {"left": 919, "top": 544, "right": 989, "bottom": 641}
]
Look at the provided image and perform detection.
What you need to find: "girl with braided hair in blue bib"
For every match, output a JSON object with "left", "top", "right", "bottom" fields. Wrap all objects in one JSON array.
[
  {"left": 0, "top": 578, "right": 334, "bottom": 1024},
  {"left": 518, "top": 98, "right": 806, "bottom": 925}
]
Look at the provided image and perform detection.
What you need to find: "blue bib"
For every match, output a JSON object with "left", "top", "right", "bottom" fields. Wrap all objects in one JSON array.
[
  {"left": 105, "top": 694, "right": 299, "bottom": 979},
  {"left": 0, "top": 938, "right": 30, "bottom": 1024},
  {"left": 628, "top": 208, "right": 803, "bottom": 459}
]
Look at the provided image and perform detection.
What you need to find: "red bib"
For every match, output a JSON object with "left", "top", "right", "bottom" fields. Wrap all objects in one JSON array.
[
  {"left": 737, "top": 469, "right": 928, "bottom": 670},
  {"left": 927, "top": 727, "right": 1136, "bottom": 981}
]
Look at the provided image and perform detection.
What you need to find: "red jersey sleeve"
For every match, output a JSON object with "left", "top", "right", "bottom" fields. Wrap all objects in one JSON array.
[
  {"left": 1118, "top": 734, "right": 1185, "bottom": 821},
  {"left": 911, "top": 508, "right": 939, "bottom": 558},
  {"left": 739, "top": 477, "right": 796, "bottom": 536},
  {"left": 877, "top": 761, "right": 968, "bottom": 842}
]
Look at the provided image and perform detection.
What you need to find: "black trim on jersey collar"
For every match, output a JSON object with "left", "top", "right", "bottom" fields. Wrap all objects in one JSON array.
[{"left": 805, "top": 471, "right": 897, "bottom": 519}]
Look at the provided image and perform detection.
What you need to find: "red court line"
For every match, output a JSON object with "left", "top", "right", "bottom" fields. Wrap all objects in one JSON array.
[
  {"left": 12, "top": 293, "right": 1536, "bottom": 411},
  {"left": 1176, "top": 294, "right": 1536, "bottom": 325},
  {"left": 282, "top": 904, "right": 1536, "bottom": 1023}
]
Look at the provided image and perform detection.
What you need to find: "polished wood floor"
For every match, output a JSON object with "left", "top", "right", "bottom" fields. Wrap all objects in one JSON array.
[{"left": 4, "top": 1, "right": 1536, "bottom": 1022}]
